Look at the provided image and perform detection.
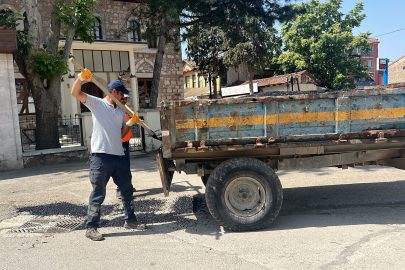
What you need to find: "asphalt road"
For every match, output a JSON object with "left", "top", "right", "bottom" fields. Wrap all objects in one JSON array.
[{"left": 0, "top": 153, "right": 405, "bottom": 269}]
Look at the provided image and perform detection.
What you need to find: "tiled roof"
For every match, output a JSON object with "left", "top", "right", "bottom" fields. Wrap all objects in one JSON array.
[
  {"left": 183, "top": 59, "right": 197, "bottom": 69},
  {"left": 242, "top": 71, "right": 317, "bottom": 87},
  {"left": 389, "top": 55, "right": 405, "bottom": 66}
]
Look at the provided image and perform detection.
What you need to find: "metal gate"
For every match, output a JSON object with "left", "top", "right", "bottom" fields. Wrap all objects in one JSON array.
[{"left": 129, "top": 122, "right": 144, "bottom": 152}]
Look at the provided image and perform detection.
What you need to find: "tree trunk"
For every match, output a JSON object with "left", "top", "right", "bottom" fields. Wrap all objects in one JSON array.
[
  {"left": 32, "top": 77, "right": 61, "bottom": 150},
  {"left": 35, "top": 103, "right": 61, "bottom": 150},
  {"left": 149, "top": 20, "right": 168, "bottom": 109},
  {"left": 213, "top": 77, "right": 218, "bottom": 99},
  {"left": 248, "top": 62, "right": 254, "bottom": 95}
]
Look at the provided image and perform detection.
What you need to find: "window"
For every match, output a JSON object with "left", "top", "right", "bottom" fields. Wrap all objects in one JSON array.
[
  {"left": 138, "top": 78, "right": 152, "bottom": 109},
  {"left": 367, "top": 60, "right": 373, "bottom": 68},
  {"left": 148, "top": 38, "right": 157, "bottom": 48},
  {"left": 192, "top": 75, "right": 196, "bottom": 88},
  {"left": 185, "top": 76, "right": 190, "bottom": 88},
  {"left": 22, "top": 12, "right": 29, "bottom": 30},
  {"left": 0, "top": 9, "right": 12, "bottom": 26},
  {"left": 90, "top": 18, "right": 102, "bottom": 40},
  {"left": 129, "top": 20, "right": 141, "bottom": 42},
  {"left": 354, "top": 48, "right": 361, "bottom": 55},
  {"left": 16, "top": 80, "right": 35, "bottom": 115}
]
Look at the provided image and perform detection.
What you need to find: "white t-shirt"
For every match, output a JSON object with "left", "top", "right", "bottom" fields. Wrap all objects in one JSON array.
[{"left": 83, "top": 95, "right": 126, "bottom": 156}]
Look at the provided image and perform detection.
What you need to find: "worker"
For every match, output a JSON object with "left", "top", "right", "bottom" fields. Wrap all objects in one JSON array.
[{"left": 71, "top": 69, "right": 147, "bottom": 241}]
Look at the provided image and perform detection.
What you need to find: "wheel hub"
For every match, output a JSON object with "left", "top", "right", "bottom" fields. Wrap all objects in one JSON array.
[{"left": 224, "top": 177, "right": 266, "bottom": 216}]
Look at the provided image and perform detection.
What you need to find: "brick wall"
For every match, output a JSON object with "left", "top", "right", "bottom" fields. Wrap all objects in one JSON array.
[{"left": 388, "top": 56, "right": 405, "bottom": 84}]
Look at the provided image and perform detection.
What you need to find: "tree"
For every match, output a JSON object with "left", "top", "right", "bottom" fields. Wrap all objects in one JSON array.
[
  {"left": 222, "top": 20, "right": 281, "bottom": 94},
  {"left": 184, "top": 25, "right": 227, "bottom": 99},
  {"left": 278, "top": 0, "right": 371, "bottom": 89},
  {"left": 7, "top": 0, "right": 98, "bottom": 150},
  {"left": 184, "top": 0, "right": 293, "bottom": 95},
  {"left": 123, "top": 0, "right": 218, "bottom": 108}
]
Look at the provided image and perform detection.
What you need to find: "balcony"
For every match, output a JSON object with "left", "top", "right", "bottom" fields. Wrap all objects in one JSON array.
[{"left": 361, "top": 52, "right": 375, "bottom": 58}]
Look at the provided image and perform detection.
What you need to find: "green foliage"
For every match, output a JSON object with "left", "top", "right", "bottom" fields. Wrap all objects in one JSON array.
[
  {"left": 184, "top": 25, "right": 227, "bottom": 76},
  {"left": 16, "top": 30, "right": 33, "bottom": 56},
  {"left": 184, "top": 1, "right": 294, "bottom": 78},
  {"left": 222, "top": 19, "right": 282, "bottom": 74},
  {"left": 278, "top": 0, "right": 371, "bottom": 89},
  {"left": 58, "top": 0, "right": 99, "bottom": 43},
  {"left": 32, "top": 49, "right": 69, "bottom": 80},
  {"left": 0, "top": 8, "right": 19, "bottom": 28}
]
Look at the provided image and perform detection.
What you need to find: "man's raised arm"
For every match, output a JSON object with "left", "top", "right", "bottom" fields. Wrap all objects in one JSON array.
[{"left": 71, "top": 69, "right": 93, "bottom": 103}]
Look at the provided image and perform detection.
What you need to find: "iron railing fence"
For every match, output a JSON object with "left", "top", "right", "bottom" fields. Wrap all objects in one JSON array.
[
  {"left": 129, "top": 120, "right": 143, "bottom": 152},
  {"left": 19, "top": 115, "right": 83, "bottom": 152}
]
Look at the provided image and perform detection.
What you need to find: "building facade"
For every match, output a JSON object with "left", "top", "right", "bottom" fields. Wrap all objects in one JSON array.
[
  {"left": 0, "top": 0, "right": 183, "bottom": 164},
  {"left": 242, "top": 71, "right": 321, "bottom": 94},
  {"left": 358, "top": 38, "right": 383, "bottom": 86},
  {"left": 388, "top": 55, "right": 405, "bottom": 84},
  {"left": 1, "top": 0, "right": 183, "bottom": 119}
]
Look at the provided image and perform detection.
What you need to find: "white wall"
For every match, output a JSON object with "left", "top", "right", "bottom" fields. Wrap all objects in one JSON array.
[
  {"left": 0, "top": 54, "right": 23, "bottom": 171},
  {"left": 262, "top": 84, "right": 288, "bottom": 92}
]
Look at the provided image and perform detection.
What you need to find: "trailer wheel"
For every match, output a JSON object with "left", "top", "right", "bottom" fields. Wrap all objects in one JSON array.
[{"left": 205, "top": 157, "right": 282, "bottom": 231}]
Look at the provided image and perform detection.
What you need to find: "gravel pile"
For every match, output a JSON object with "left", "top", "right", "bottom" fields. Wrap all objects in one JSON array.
[{"left": 15, "top": 194, "right": 209, "bottom": 229}]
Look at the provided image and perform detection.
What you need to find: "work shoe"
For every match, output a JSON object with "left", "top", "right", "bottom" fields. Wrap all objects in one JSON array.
[
  {"left": 124, "top": 220, "right": 147, "bottom": 230},
  {"left": 85, "top": 228, "right": 105, "bottom": 241}
]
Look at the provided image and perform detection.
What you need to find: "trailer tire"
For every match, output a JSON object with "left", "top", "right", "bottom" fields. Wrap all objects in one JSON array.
[{"left": 205, "top": 157, "right": 282, "bottom": 231}]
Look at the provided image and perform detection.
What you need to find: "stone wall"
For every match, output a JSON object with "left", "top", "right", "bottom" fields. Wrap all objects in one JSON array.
[
  {"left": 389, "top": 56, "right": 405, "bottom": 84},
  {"left": 0, "top": 53, "right": 23, "bottom": 171},
  {"left": 22, "top": 146, "right": 88, "bottom": 168}
]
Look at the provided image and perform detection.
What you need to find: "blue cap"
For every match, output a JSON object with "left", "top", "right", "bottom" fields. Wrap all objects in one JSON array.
[{"left": 108, "top": 79, "right": 129, "bottom": 95}]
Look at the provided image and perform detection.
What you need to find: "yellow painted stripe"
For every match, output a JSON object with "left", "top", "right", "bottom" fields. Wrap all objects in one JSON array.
[
  {"left": 351, "top": 107, "right": 405, "bottom": 120},
  {"left": 174, "top": 108, "right": 405, "bottom": 130}
]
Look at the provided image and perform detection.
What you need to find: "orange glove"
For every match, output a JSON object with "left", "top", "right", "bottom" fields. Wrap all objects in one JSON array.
[
  {"left": 78, "top": 68, "right": 93, "bottom": 82},
  {"left": 126, "top": 114, "right": 139, "bottom": 126}
]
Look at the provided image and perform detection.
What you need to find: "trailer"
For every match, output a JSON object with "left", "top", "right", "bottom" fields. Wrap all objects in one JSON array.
[{"left": 156, "top": 87, "right": 405, "bottom": 231}]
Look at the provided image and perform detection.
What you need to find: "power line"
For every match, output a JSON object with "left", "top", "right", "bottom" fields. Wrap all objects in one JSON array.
[{"left": 372, "top": 28, "right": 405, "bottom": 38}]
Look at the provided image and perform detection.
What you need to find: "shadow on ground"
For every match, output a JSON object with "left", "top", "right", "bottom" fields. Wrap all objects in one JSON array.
[{"left": 12, "top": 180, "right": 405, "bottom": 236}]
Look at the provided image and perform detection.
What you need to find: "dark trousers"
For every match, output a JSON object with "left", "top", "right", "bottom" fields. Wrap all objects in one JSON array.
[
  {"left": 117, "top": 141, "right": 131, "bottom": 196},
  {"left": 122, "top": 141, "right": 130, "bottom": 165},
  {"left": 86, "top": 153, "right": 136, "bottom": 228}
]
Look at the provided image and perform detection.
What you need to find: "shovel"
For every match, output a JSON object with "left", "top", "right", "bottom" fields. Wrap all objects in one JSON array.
[{"left": 69, "top": 58, "right": 162, "bottom": 141}]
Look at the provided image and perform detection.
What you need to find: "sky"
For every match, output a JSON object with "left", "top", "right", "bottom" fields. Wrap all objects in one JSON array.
[{"left": 182, "top": 0, "right": 405, "bottom": 62}]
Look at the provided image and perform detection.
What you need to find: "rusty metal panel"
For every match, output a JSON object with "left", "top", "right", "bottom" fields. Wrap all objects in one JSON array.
[
  {"left": 156, "top": 149, "right": 174, "bottom": 196},
  {"left": 278, "top": 148, "right": 403, "bottom": 170},
  {"left": 160, "top": 88, "right": 405, "bottom": 158},
  {"left": 277, "top": 98, "right": 337, "bottom": 136},
  {"left": 350, "top": 94, "right": 405, "bottom": 131},
  {"left": 336, "top": 97, "right": 350, "bottom": 133},
  {"left": 280, "top": 146, "right": 324, "bottom": 156}
]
